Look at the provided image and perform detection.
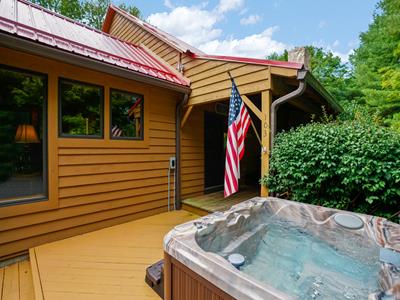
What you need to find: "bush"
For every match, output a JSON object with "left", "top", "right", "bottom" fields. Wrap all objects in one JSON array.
[{"left": 261, "top": 119, "right": 400, "bottom": 218}]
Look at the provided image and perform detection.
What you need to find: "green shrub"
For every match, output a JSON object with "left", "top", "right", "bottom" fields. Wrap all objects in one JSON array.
[{"left": 261, "top": 120, "right": 400, "bottom": 218}]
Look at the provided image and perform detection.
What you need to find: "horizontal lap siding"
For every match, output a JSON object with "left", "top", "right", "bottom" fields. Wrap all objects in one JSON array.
[
  {"left": 185, "top": 59, "right": 270, "bottom": 105},
  {"left": 181, "top": 107, "right": 205, "bottom": 199},
  {"left": 0, "top": 49, "right": 180, "bottom": 258}
]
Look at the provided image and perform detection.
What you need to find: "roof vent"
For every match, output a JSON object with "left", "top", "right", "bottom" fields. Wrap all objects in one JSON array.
[{"left": 288, "top": 47, "right": 310, "bottom": 70}]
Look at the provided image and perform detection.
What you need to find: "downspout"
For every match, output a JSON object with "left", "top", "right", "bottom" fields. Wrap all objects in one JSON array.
[
  {"left": 270, "top": 69, "right": 308, "bottom": 147},
  {"left": 175, "top": 93, "right": 190, "bottom": 210}
]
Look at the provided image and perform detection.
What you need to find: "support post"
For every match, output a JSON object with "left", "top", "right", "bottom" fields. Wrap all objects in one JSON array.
[
  {"left": 261, "top": 89, "right": 272, "bottom": 197},
  {"left": 181, "top": 105, "right": 193, "bottom": 128}
]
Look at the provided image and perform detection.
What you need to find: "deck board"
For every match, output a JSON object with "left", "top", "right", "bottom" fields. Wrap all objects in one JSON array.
[
  {"left": 182, "top": 188, "right": 259, "bottom": 213},
  {"left": 31, "top": 211, "right": 198, "bottom": 300},
  {"left": 0, "top": 259, "right": 34, "bottom": 300}
]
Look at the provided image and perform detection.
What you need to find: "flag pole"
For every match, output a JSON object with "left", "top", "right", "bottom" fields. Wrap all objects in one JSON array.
[{"left": 227, "top": 71, "right": 262, "bottom": 146}]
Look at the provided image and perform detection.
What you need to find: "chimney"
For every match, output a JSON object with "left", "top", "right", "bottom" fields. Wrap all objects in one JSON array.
[{"left": 288, "top": 47, "right": 310, "bottom": 69}]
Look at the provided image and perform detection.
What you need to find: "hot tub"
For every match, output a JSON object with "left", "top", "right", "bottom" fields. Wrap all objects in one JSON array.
[{"left": 163, "top": 197, "right": 400, "bottom": 300}]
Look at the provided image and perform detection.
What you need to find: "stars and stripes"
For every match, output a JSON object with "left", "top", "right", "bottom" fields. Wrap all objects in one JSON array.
[
  {"left": 224, "top": 79, "right": 251, "bottom": 198},
  {"left": 111, "top": 125, "right": 122, "bottom": 137}
]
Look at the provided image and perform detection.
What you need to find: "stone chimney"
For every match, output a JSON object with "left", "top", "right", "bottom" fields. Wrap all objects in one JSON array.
[{"left": 288, "top": 47, "right": 310, "bottom": 69}]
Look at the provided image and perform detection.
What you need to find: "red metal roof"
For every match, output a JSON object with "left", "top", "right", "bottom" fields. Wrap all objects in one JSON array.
[
  {"left": 0, "top": 0, "right": 189, "bottom": 87},
  {"left": 190, "top": 54, "right": 303, "bottom": 69},
  {"left": 103, "top": 4, "right": 205, "bottom": 56}
]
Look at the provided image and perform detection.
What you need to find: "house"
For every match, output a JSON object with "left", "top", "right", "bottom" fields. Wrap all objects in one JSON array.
[
  {"left": 102, "top": 5, "right": 342, "bottom": 212},
  {"left": 0, "top": 0, "right": 341, "bottom": 261}
]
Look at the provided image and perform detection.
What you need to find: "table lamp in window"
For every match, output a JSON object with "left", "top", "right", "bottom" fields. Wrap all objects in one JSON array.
[{"left": 15, "top": 124, "right": 40, "bottom": 173}]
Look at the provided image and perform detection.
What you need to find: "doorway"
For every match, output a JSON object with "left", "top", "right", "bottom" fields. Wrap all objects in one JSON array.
[{"left": 204, "top": 111, "right": 226, "bottom": 193}]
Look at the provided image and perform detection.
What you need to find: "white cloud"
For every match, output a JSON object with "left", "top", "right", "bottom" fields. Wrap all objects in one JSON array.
[
  {"left": 332, "top": 40, "right": 340, "bottom": 48},
  {"left": 147, "top": 6, "right": 222, "bottom": 45},
  {"left": 332, "top": 49, "right": 353, "bottom": 63},
  {"left": 240, "top": 14, "right": 262, "bottom": 25},
  {"left": 215, "top": 0, "right": 244, "bottom": 14},
  {"left": 147, "top": 0, "right": 288, "bottom": 58},
  {"left": 312, "top": 40, "right": 352, "bottom": 63},
  {"left": 200, "top": 27, "right": 287, "bottom": 58},
  {"left": 163, "top": 0, "right": 174, "bottom": 9},
  {"left": 318, "top": 20, "right": 327, "bottom": 29}
]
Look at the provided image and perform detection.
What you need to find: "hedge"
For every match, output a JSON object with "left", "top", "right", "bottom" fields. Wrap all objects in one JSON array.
[{"left": 261, "top": 120, "right": 400, "bottom": 218}]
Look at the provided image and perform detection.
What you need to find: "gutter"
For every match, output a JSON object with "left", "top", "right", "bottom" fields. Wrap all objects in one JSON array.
[
  {"left": 270, "top": 69, "right": 308, "bottom": 147},
  {"left": 175, "top": 93, "right": 190, "bottom": 210},
  {"left": 270, "top": 69, "right": 343, "bottom": 147},
  {"left": 0, "top": 33, "right": 191, "bottom": 94}
]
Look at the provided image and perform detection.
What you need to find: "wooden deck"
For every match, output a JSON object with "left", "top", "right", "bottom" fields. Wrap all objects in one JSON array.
[
  {"left": 29, "top": 210, "right": 198, "bottom": 300},
  {"left": 0, "top": 259, "right": 34, "bottom": 300},
  {"left": 182, "top": 188, "right": 259, "bottom": 215}
]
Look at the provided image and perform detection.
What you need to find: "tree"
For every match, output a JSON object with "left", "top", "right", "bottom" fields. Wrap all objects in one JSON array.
[
  {"left": 267, "top": 46, "right": 356, "bottom": 104},
  {"left": 350, "top": 0, "right": 400, "bottom": 130},
  {"left": 30, "top": 0, "right": 141, "bottom": 30}
]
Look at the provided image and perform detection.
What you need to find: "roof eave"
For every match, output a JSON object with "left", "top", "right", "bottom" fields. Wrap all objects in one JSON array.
[
  {"left": 102, "top": 5, "right": 116, "bottom": 33},
  {"left": 0, "top": 32, "right": 191, "bottom": 94},
  {"left": 303, "top": 70, "right": 343, "bottom": 113}
]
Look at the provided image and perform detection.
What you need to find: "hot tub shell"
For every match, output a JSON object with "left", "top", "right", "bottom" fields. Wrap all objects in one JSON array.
[{"left": 164, "top": 197, "right": 400, "bottom": 300}]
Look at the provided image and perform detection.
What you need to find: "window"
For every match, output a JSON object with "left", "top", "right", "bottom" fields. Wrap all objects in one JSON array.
[
  {"left": 59, "top": 79, "right": 103, "bottom": 137},
  {"left": 0, "top": 66, "right": 47, "bottom": 205},
  {"left": 110, "top": 89, "right": 143, "bottom": 140}
]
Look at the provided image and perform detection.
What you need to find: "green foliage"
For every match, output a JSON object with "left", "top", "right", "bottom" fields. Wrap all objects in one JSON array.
[
  {"left": 262, "top": 120, "right": 400, "bottom": 217},
  {"left": 350, "top": 0, "right": 400, "bottom": 131},
  {"left": 29, "top": 0, "right": 141, "bottom": 29}
]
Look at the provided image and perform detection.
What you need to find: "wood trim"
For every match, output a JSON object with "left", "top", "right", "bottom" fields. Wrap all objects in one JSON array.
[
  {"left": 270, "top": 66, "right": 298, "bottom": 78},
  {"left": 181, "top": 106, "right": 193, "bottom": 128},
  {"left": 181, "top": 203, "right": 209, "bottom": 216},
  {"left": 28, "top": 248, "right": 44, "bottom": 300},
  {"left": 261, "top": 89, "right": 272, "bottom": 197},
  {"left": 242, "top": 95, "right": 262, "bottom": 120}
]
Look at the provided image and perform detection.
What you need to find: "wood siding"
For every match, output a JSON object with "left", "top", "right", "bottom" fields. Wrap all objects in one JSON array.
[
  {"left": 184, "top": 59, "right": 271, "bottom": 105},
  {"left": 181, "top": 107, "right": 204, "bottom": 199},
  {"left": 109, "top": 14, "right": 181, "bottom": 68},
  {"left": 0, "top": 47, "right": 181, "bottom": 258},
  {"left": 164, "top": 254, "right": 235, "bottom": 300}
]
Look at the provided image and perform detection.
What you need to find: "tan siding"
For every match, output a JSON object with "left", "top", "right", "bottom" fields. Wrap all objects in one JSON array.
[
  {"left": 0, "top": 48, "right": 180, "bottom": 258},
  {"left": 181, "top": 107, "right": 205, "bottom": 198},
  {"left": 109, "top": 14, "right": 180, "bottom": 69}
]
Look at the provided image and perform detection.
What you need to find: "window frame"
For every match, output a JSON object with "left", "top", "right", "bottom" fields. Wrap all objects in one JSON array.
[
  {"left": 109, "top": 88, "right": 144, "bottom": 141},
  {"left": 0, "top": 64, "right": 48, "bottom": 207},
  {"left": 58, "top": 77, "right": 104, "bottom": 139}
]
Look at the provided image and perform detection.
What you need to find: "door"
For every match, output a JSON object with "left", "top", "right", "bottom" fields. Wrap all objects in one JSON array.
[{"left": 204, "top": 111, "right": 227, "bottom": 193}]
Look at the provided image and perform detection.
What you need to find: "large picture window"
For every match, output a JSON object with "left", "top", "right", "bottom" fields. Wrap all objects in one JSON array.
[
  {"left": 0, "top": 66, "right": 47, "bottom": 205},
  {"left": 110, "top": 89, "right": 143, "bottom": 140},
  {"left": 59, "top": 79, "right": 103, "bottom": 137}
]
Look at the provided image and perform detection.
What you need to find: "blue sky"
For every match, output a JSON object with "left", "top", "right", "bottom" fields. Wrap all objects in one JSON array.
[{"left": 121, "top": 0, "right": 378, "bottom": 62}]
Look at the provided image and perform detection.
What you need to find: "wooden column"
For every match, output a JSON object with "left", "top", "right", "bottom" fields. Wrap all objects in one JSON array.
[{"left": 261, "top": 89, "right": 272, "bottom": 197}]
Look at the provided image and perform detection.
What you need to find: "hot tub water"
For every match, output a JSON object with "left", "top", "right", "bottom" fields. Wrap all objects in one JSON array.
[{"left": 240, "top": 218, "right": 381, "bottom": 299}]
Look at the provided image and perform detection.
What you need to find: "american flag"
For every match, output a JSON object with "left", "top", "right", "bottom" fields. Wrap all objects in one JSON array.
[{"left": 224, "top": 79, "right": 251, "bottom": 198}]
